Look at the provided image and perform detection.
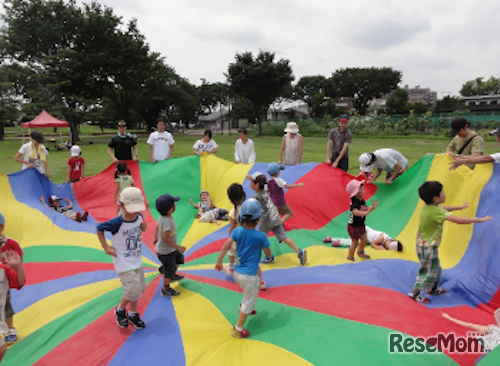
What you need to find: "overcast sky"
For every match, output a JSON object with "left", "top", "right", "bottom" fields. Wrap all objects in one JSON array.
[{"left": 4, "top": 0, "right": 500, "bottom": 96}]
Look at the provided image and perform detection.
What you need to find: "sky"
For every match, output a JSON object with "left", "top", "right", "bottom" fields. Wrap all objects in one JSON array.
[{"left": 3, "top": 0, "right": 500, "bottom": 97}]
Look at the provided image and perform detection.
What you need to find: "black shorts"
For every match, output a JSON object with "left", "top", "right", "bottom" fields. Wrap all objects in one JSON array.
[
  {"left": 157, "top": 251, "right": 185, "bottom": 279},
  {"left": 331, "top": 153, "right": 349, "bottom": 172}
]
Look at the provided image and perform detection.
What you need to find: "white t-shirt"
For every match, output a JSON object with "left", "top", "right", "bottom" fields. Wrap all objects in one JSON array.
[
  {"left": 147, "top": 131, "right": 175, "bottom": 162},
  {"left": 193, "top": 139, "right": 218, "bottom": 153},
  {"left": 234, "top": 138, "right": 256, "bottom": 164},
  {"left": 490, "top": 152, "right": 500, "bottom": 163},
  {"left": 374, "top": 149, "right": 408, "bottom": 174},
  {"left": 366, "top": 226, "right": 390, "bottom": 244},
  {"left": 18, "top": 142, "right": 49, "bottom": 174}
]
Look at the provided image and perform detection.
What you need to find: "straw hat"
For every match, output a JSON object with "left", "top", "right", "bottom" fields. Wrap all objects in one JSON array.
[{"left": 284, "top": 122, "right": 299, "bottom": 133}]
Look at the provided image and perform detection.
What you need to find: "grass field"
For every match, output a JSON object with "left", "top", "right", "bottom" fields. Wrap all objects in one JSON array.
[{"left": 1, "top": 125, "right": 499, "bottom": 183}]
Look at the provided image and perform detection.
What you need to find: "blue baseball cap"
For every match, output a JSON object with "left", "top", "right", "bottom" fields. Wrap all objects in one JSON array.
[
  {"left": 239, "top": 199, "right": 262, "bottom": 220},
  {"left": 267, "top": 162, "right": 285, "bottom": 176},
  {"left": 0, "top": 212, "right": 4, "bottom": 225},
  {"left": 156, "top": 194, "right": 180, "bottom": 215}
]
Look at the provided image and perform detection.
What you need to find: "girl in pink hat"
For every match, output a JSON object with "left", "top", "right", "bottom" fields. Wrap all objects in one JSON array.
[{"left": 345, "top": 179, "right": 378, "bottom": 261}]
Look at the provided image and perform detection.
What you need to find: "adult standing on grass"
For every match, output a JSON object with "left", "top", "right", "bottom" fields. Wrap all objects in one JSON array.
[
  {"left": 193, "top": 130, "right": 218, "bottom": 156},
  {"left": 326, "top": 114, "right": 352, "bottom": 171},
  {"left": 278, "top": 122, "right": 303, "bottom": 166},
  {"left": 446, "top": 117, "right": 484, "bottom": 169},
  {"left": 359, "top": 149, "right": 408, "bottom": 185},
  {"left": 147, "top": 119, "right": 175, "bottom": 163},
  {"left": 107, "top": 120, "right": 138, "bottom": 163},
  {"left": 14, "top": 131, "right": 50, "bottom": 177},
  {"left": 234, "top": 128, "right": 256, "bottom": 164},
  {"left": 450, "top": 127, "right": 500, "bottom": 169}
]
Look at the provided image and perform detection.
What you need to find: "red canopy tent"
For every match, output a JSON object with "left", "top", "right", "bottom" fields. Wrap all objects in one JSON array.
[{"left": 21, "top": 110, "right": 71, "bottom": 147}]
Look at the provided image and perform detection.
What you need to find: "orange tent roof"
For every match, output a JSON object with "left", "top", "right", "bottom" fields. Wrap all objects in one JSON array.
[{"left": 21, "top": 110, "right": 70, "bottom": 128}]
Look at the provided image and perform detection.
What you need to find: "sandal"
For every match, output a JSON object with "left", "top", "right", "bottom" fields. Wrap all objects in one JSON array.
[
  {"left": 347, "top": 256, "right": 355, "bottom": 262},
  {"left": 357, "top": 251, "right": 371, "bottom": 259},
  {"left": 427, "top": 287, "right": 446, "bottom": 295},
  {"left": 323, "top": 236, "right": 332, "bottom": 244},
  {"left": 409, "top": 293, "right": 431, "bottom": 304}
]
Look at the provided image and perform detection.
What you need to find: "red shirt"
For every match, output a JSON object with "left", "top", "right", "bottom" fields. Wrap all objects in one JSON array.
[
  {"left": 67, "top": 157, "right": 85, "bottom": 180},
  {"left": 0, "top": 264, "right": 21, "bottom": 290},
  {"left": 1, "top": 238, "right": 23, "bottom": 261}
]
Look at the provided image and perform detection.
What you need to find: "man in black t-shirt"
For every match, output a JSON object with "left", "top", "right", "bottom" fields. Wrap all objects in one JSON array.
[{"left": 107, "top": 120, "right": 138, "bottom": 162}]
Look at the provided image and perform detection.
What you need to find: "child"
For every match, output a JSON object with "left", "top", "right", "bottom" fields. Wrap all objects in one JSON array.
[
  {"left": 278, "top": 122, "right": 303, "bottom": 166},
  {"left": 67, "top": 145, "right": 85, "bottom": 183},
  {"left": 0, "top": 250, "right": 25, "bottom": 362},
  {"left": 96, "top": 187, "right": 148, "bottom": 329},
  {"left": 267, "top": 162, "right": 305, "bottom": 224},
  {"left": 114, "top": 162, "right": 134, "bottom": 210},
  {"left": 154, "top": 194, "right": 186, "bottom": 297},
  {"left": 442, "top": 311, "right": 500, "bottom": 361},
  {"left": 409, "top": 181, "right": 491, "bottom": 304},
  {"left": 224, "top": 184, "right": 266, "bottom": 290},
  {"left": 189, "top": 190, "right": 214, "bottom": 218},
  {"left": 323, "top": 226, "right": 403, "bottom": 251},
  {"left": 40, "top": 195, "right": 89, "bottom": 222},
  {"left": 247, "top": 172, "right": 307, "bottom": 265},
  {"left": 214, "top": 199, "right": 272, "bottom": 338},
  {"left": 345, "top": 179, "right": 378, "bottom": 261},
  {"left": 0, "top": 212, "right": 25, "bottom": 345},
  {"left": 198, "top": 208, "right": 229, "bottom": 226}
]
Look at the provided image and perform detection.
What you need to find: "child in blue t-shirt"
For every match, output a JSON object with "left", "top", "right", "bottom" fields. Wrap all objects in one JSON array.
[
  {"left": 97, "top": 187, "right": 148, "bottom": 330},
  {"left": 215, "top": 199, "right": 272, "bottom": 338}
]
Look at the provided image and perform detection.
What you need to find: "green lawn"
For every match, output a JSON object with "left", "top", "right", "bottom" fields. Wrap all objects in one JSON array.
[{"left": 1, "top": 126, "right": 499, "bottom": 183}]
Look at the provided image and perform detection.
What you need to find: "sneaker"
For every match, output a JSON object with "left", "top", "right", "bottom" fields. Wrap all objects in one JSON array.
[
  {"left": 115, "top": 306, "right": 128, "bottom": 328},
  {"left": 82, "top": 211, "right": 89, "bottom": 221},
  {"left": 357, "top": 251, "right": 370, "bottom": 259},
  {"left": 171, "top": 274, "right": 185, "bottom": 282},
  {"left": 4, "top": 329, "right": 17, "bottom": 345},
  {"left": 260, "top": 255, "right": 275, "bottom": 264},
  {"left": 259, "top": 279, "right": 267, "bottom": 290},
  {"left": 347, "top": 256, "right": 355, "bottom": 262},
  {"left": 427, "top": 287, "right": 446, "bottom": 295},
  {"left": 323, "top": 236, "right": 332, "bottom": 244},
  {"left": 331, "top": 240, "right": 341, "bottom": 248},
  {"left": 224, "top": 265, "right": 234, "bottom": 275},
  {"left": 75, "top": 212, "right": 82, "bottom": 222},
  {"left": 298, "top": 249, "right": 307, "bottom": 265},
  {"left": 128, "top": 312, "right": 146, "bottom": 330},
  {"left": 158, "top": 266, "right": 164, "bottom": 274},
  {"left": 232, "top": 326, "right": 250, "bottom": 338},
  {"left": 161, "top": 287, "right": 180, "bottom": 297},
  {"left": 408, "top": 292, "right": 431, "bottom": 304}
]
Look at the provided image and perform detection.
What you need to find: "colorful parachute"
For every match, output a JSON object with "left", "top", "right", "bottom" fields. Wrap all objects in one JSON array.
[{"left": 1, "top": 154, "right": 500, "bottom": 366}]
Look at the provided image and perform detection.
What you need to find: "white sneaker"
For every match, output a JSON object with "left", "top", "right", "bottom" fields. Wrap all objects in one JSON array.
[
  {"left": 224, "top": 265, "right": 234, "bottom": 275},
  {"left": 259, "top": 279, "right": 266, "bottom": 290}
]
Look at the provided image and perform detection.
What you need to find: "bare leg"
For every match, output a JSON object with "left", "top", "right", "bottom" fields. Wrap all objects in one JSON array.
[
  {"left": 163, "top": 277, "right": 172, "bottom": 290},
  {"left": 129, "top": 301, "right": 138, "bottom": 313},
  {"left": 236, "top": 311, "right": 249, "bottom": 328},
  {"left": 5, "top": 317, "right": 13, "bottom": 329},
  {"left": 282, "top": 237, "right": 299, "bottom": 254},
  {"left": 0, "top": 343, "right": 7, "bottom": 362},
  {"left": 119, "top": 298, "right": 129, "bottom": 310},
  {"left": 358, "top": 234, "right": 368, "bottom": 253},
  {"left": 348, "top": 239, "right": 358, "bottom": 258},
  {"left": 441, "top": 313, "right": 490, "bottom": 334},
  {"left": 281, "top": 213, "right": 292, "bottom": 223}
]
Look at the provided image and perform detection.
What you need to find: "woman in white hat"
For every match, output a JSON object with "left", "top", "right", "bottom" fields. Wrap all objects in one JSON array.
[{"left": 278, "top": 122, "right": 303, "bottom": 166}]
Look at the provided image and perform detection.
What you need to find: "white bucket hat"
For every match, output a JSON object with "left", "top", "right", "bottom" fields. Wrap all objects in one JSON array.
[
  {"left": 284, "top": 122, "right": 299, "bottom": 133},
  {"left": 359, "top": 153, "right": 374, "bottom": 172}
]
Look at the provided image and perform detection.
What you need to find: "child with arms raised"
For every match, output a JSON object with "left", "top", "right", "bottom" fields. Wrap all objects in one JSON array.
[
  {"left": 248, "top": 172, "right": 306, "bottom": 265},
  {"left": 97, "top": 187, "right": 148, "bottom": 329},
  {"left": 155, "top": 194, "right": 186, "bottom": 297},
  {"left": 345, "top": 179, "right": 378, "bottom": 261},
  {"left": 215, "top": 199, "right": 272, "bottom": 338},
  {"left": 409, "top": 181, "right": 491, "bottom": 304}
]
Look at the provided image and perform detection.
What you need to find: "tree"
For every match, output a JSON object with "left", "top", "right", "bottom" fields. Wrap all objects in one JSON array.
[
  {"left": 386, "top": 88, "right": 408, "bottom": 114},
  {"left": 0, "top": 65, "right": 22, "bottom": 140},
  {"left": 331, "top": 67, "right": 402, "bottom": 115},
  {"left": 433, "top": 95, "right": 463, "bottom": 112},
  {"left": 310, "top": 92, "right": 337, "bottom": 117},
  {"left": 227, "top": 50, "right": 294, "bottom": 134},
  {"left": 460, "top": 77, "right": 500, "bottom": 96},
  {"left": 198, "top": 80, "right": 231, "bottom": 114},
  {"left": 293, "top": 75, "right": 333, "bottom": 110}
]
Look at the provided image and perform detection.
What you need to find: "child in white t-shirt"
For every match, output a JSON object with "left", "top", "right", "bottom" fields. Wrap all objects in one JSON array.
[{"left": 323, "top": 226, "right": 403, "bottom": 251}]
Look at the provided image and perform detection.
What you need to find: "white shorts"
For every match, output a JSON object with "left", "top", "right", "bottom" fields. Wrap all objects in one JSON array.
[
  {"left": 234, "top": 272, "right": 259, "bottom": 315},
  {"left": 119, "top": 267, "right": 146, "bottom": 302}
]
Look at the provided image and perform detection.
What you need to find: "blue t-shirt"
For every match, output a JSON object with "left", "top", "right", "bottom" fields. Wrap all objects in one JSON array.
[
  {"left": 96, "top": 214, "right": 143, "bottom": 274},
  {"left": 231, "top": 226, "right": 271, "bottom": 276}
]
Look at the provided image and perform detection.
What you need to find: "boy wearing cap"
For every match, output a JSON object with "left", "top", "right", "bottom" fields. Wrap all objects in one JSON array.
[
  {"left": 358, "top": 149, "right": 408, "bottom": 185},
  {"left": 0, "top": 212, "right": 25, "bottom": 346},
  {"left": 450, "top": 128, "right": 500, "bottom": 169},
  {"left": 215, "top": 199, "right": 272, "bottom": 338},
  {"left": 446, "top": 117, "right": 484, "bottom": 169},
  {"left": 108, "top": 120, "right": 138, "bottom": 163},
  {"left": 67, "top": 145, "right": 85, "bottom": 183},
  {"left": 14, "top": 131, "right": 50, "bottom": 177},
  {"left": 267, "top": 162, "right": 305, "bottom": 224},
  {"left": 96, "top": 187, "right": 148, "bottom": 329},
  {"left": 326, "top": 114, "right": 352, "bottom": 171},
  {"left": 247, "top": 172, "right": 307, "bottom": 265},
  {"left": 154, "top": 194, "right": 186, "bottom": 297}
]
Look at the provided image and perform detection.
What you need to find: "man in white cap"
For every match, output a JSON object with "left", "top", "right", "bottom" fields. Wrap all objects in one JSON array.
[
  {"left": 359, "top": 149, "right": 408, "bottom": 185},
  {"left": 450, "top": 128, "right": 500, "bottom": 169}
]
